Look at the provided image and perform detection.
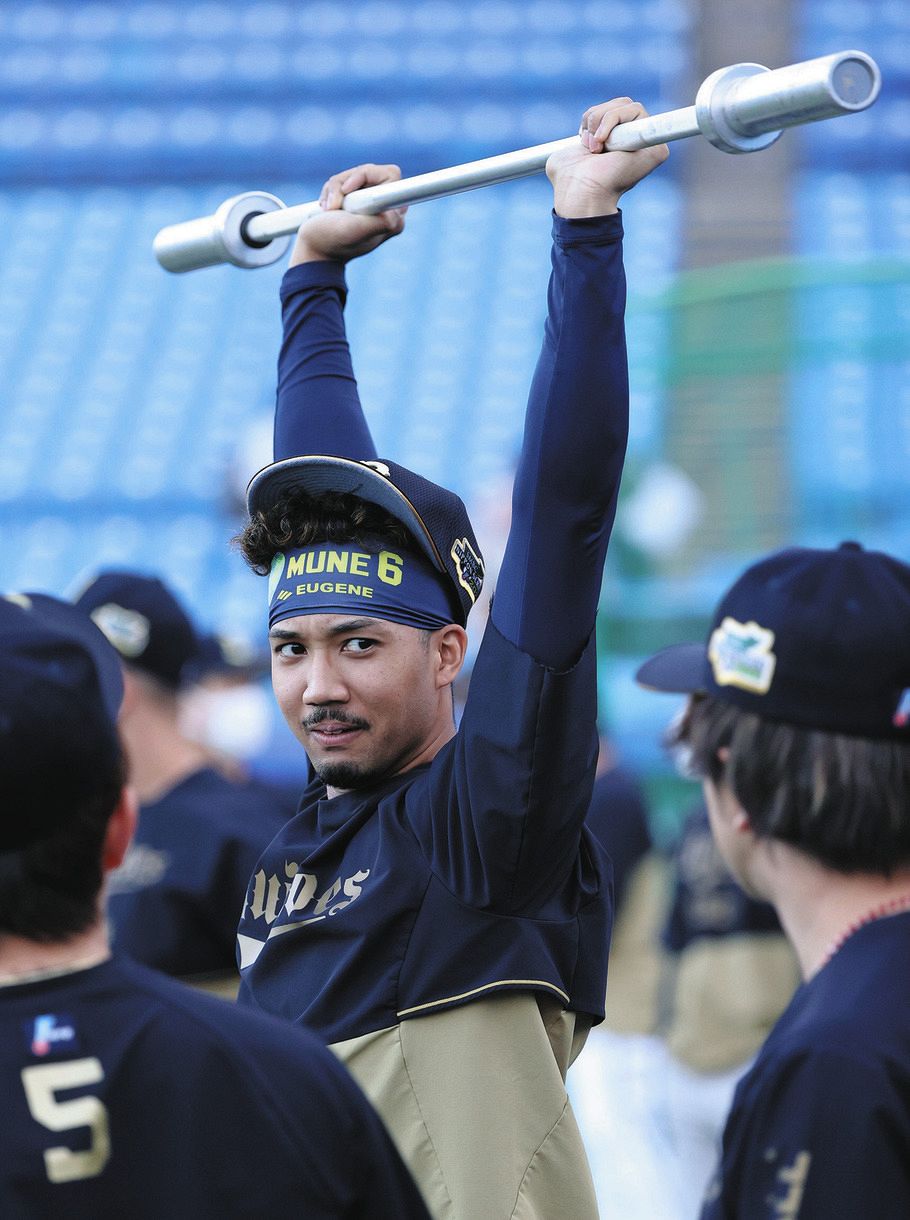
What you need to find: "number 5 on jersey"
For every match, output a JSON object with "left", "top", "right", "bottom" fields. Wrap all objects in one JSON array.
[{"left": 21, "top": 1058, "right": 111, "bottom": 1183}]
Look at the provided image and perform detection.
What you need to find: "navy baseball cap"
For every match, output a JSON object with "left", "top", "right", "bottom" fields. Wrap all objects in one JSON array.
[
  {"left": 0, "top": 593, "right": 124, "bottom": 851},
  {"left": 636, "top": 542, "right": 910, "bottom": 741},
  {"left": 72, "top": 570, "right": 199, "bottom": 689},
  {"left": 185, "top": 631, "right": 270, "bottom": 683},
  {"left": 246, "top": 455, "right": 485, "bottom": 626}
]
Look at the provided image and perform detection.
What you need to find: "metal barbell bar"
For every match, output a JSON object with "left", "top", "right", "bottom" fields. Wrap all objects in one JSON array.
[{"left": 153, "top": 49, "right": 880, "bottom": 274}]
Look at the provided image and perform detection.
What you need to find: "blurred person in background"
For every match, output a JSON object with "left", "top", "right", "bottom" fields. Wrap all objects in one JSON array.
[
  {"left": 656, "top": 802, "right": 800, "bottom": 1217},
  {"left": 72, "top": 570, "right": 289, "bottom": 994},
  {"left": 569, "top": 769, "right": 799, "bottom": 1219},
  {"left": 0, "top": 592, "right": 429, "bottom": 1218},
  {"left": 567, "top": 735, "right": 686, "bottom": 1219},
  {"left": 180, "top": 630, "right": 281, "bottom": 781},
  {"left": 180, "top": 629, "right": 307, "bottom": 821}
]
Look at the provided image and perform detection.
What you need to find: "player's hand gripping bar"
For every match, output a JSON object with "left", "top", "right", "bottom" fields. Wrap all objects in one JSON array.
[{"left": 154, "top": 50, "right": 880, "bottom": 273}]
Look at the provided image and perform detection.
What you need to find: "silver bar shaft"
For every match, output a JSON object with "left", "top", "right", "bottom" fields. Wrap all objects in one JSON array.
[
  {"left": 245, "top": 113, "right": 702, "bottom": 245},
  {"left": 153, "top": 49, "right": 880, "bottom": 273}
]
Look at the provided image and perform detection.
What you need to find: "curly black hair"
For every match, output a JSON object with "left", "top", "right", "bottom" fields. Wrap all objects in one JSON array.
[{"left": 235, "top": 487, "right": 418, "bottom": 575}]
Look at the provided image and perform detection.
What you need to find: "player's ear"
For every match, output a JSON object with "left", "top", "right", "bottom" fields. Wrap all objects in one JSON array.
[
  {"left": 433, "top": 624, "right": 468, "bottom": 688},
  {"left": 101, "top": 785, "right": 138, "bottom": 873}
]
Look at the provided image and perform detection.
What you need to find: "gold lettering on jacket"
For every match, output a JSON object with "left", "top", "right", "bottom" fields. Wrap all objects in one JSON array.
[{"left": 243, "top": 861, "right": 371, "bottom": 927}]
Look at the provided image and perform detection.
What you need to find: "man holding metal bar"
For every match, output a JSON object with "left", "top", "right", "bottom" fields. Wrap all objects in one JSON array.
[{"left": 233, "top": 98, "right": 668, "bottom": 1218}]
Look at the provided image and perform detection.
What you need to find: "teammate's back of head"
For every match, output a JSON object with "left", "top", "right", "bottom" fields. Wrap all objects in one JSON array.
[{"left": 0, "top": 593, "right": 127, "bottom": 939}]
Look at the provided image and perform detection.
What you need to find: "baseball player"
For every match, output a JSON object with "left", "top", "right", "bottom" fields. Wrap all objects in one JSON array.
[
  {"left": 637, "top": 541, "right": 910, "bottom": 1218},
  {"left": 0, "top": 593, "right": 429, "bottom": 1218},
  {"left": 234, "top": 100, "right": 668, "bottom": 1217},
  {"left": 657, "top": 802, "right": 800, "bottom": 1216},
  {"left": 72, "top": 570, "right": 291, "bottom": 991}
]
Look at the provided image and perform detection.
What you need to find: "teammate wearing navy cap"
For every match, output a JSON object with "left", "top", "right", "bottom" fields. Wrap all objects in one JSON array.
[
  {"left": 72, "top": 570, "right": 292, "bottom": 991},
  {"left": 637, "top": 541, "right": 910, "bottom": 1219},
  {"left": 0, "top": 592, "right": 429, "bottom": 1218},
  {"left": 234, "top": 101, "right": 668, "bottom": 1216}
]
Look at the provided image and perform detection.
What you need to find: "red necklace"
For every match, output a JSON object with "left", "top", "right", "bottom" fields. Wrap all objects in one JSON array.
[{"left": 821, "top": 892, "right": 910, "bottom": 970}]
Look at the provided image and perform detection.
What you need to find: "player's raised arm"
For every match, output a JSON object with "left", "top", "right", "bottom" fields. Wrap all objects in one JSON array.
[
  {"left": 272, "top": 163, "right": 407, "bottom": 462},
  {"left": 490, "top": 99, "right": 668, "bottom": 671},
  {"left": 428, "top": 102, "right": 668, "bottom": 912}
]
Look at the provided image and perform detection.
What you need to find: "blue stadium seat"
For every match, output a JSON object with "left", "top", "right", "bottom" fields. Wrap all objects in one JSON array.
[{"left": 0, "top": 175, "right": 682, "bottom": 637}]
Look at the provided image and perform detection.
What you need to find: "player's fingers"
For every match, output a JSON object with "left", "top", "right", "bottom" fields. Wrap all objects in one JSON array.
[
  {"left": 377, "top": 206, "right": 407, "bottom": 236},
  {"left": 579, "top": 98, "right": 633, "bottom": 142},
  {"left": 343, "top": 163, "right": 401, "bottom": 192},
  {"left": 319, "top": 163, "right": 402, "bottom": 210},
  {"left": 579, "top": 99, "right": 649, "bottom": 152},
  {"left": 318, "top": 167, "right": 363, "bottom": 211},
  {"left": 594, "top": 101, "right": 649, "bottom": 144}
]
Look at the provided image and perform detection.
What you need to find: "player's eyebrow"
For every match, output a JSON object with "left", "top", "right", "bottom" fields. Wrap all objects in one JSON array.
[{"left": 269, "top": 617, "right": 382, "bottom": 641}]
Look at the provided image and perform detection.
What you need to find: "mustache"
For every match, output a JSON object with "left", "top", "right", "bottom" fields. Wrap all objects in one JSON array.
[{"left": 302, "top": 707, "right": 370, "bottom": 731}]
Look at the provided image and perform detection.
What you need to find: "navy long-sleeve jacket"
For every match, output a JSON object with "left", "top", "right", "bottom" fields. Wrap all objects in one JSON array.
[{"left": 238, "top": 212, "right": 628, "bottom": 1041}]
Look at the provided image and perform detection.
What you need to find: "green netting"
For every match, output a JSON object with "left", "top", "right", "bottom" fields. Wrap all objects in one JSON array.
[
  {"left": 645, "top": 256, "right": 910, "bottom": 378},
  {"left": 598, "top": 255, "right": 910, "bottom": 745}
]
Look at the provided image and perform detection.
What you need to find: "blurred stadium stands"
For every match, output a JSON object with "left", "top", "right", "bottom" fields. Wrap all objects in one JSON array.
[
  {"left": 0, "top": 0, "right": 907, "bottom": 792},
  {"left": 0, "top": 0, "right": 688, "bottom": 630},
  {"left": 0, "top": 1, "right": 687, "bottom": 181}
]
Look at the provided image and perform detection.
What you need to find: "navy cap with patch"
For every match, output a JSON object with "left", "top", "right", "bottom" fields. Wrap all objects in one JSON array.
[
  {"left": 636, "top": 542, "right": 910, "bottom": 741},
  {"left": 246, "top": 455, "right": 485, "bottom": 627},
  {"left": 72, "top": 570, "right": 199, "bottom": 689}
]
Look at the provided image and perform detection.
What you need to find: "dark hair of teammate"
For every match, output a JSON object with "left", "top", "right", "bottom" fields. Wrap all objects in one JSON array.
[
  {"left": 671, "top": 694, "right": 910, "bottom": 875},
  {"left": 0, "top": 750, "right": 126, "bottom": 942}
]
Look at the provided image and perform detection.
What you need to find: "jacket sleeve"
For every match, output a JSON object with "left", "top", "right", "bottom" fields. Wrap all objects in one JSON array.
[
  {"left": 410, "top": 212, "right": 628, "bottom": 910},
  {"left": 273, "top": 261, "right": 378, "bottom": 461},
  {"left": 491, "top": 210, "right": 628, "bottom": 670}
]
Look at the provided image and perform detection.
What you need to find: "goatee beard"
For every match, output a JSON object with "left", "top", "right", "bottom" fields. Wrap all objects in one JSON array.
[{"left": 315, "top": 759, "right": 390, "bottom": 791}]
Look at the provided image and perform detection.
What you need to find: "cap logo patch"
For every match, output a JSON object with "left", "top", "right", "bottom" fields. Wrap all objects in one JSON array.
[
  {"left": 893, "top": 689, "right": 910, "bottom": 729},
  {"left": 362, "top": 460, "right": 391, "bottom": 479},
  {"left": 90, "top": 603, "right": 150, "bottom": 659},
  {"left": 708, "top": 617, "right": 776, "bottom": 694},
  {"left": 451, "top": 538, "right": 484, "bottom": 604}
]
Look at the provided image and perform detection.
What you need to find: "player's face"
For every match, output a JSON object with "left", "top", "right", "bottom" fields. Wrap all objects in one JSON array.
[{"left": 270, "top": 613, "right": 456, "bottom": 794}]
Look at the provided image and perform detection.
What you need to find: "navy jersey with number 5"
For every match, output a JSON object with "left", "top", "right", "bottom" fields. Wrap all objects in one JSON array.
[{"left": 0, "top": 955, "right": 429, "bottom": 1219}]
